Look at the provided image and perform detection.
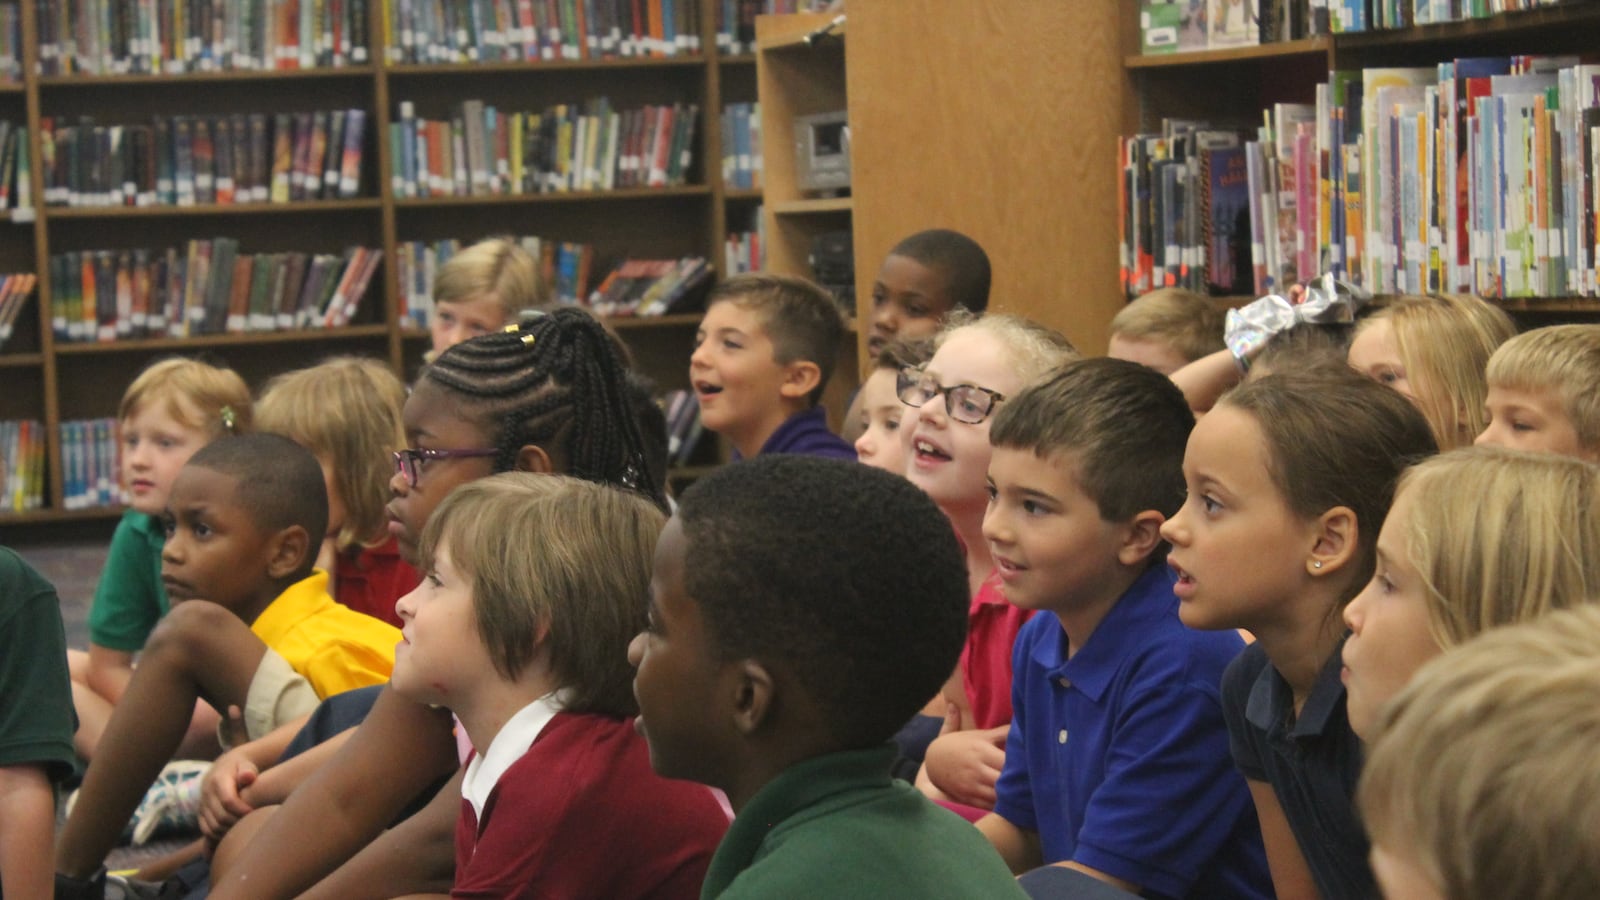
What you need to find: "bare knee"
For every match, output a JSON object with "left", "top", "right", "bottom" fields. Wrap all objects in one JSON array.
[
  {"left": 145, "top": 601, "right": 237, "bottom": 661},
  {"left": 210, "top": 805, "right": 279, "bottom": 880}
]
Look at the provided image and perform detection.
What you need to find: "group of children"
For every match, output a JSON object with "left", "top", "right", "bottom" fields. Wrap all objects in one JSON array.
[{"left": 3, "top": 227, "right": 1600, "bottom": 900}]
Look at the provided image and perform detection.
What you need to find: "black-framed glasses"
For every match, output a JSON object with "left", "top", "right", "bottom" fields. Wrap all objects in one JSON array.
[
  {"left": 392, "top": 448, "right": 499, "bottom": 488},
  {"left": 896, "top": 367, "right": 1006, "bottom": 425}
]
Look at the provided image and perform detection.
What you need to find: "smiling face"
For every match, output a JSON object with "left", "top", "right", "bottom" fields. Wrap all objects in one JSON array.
[
  {"left": 1341, "top": 485, "right": 1443, "bottom": 739},
  {"left": 122, "top": 401, "right": 211, "bottom": 516},
  {"left": 853, "top": 368, "right": 909, "bottom": 475},
  {"left": 391, "top": 538, "right": 492, "bottom": 709},
  {"left": 868, "top": 255, "right": 955, "bottom": 358},
  {"left": 386, "top": 381, "right": 499, "bottom": 564},
  {"left": 1475, "top": 385, "right": 1591, "bottom": 459},
  {"left": 430, "top": 294, "right": 509, "bottom": 356},
  {"left": 1160, "top": 405, "right": 1319, "bottom": 632},
  {"left": 904, "top": 328, "right": 1023, "bottom": 515},
  {"left": 689, "top": 300, "right": 799, "bottom": 457},
  {"left": 160, "top": 465, "right": 277, "bottom": 612}
]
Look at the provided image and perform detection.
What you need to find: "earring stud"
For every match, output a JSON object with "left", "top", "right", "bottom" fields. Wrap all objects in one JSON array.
[{"left": 1312, "top": 561, "right": 1323, "bottom": 569}]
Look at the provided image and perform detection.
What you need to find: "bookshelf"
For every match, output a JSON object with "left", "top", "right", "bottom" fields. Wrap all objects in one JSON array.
[{"left": 0, "top": 0, "right": 772, "bottom": 534}]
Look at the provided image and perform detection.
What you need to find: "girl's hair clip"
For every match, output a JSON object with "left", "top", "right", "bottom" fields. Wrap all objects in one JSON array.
[{"left": 220, "top": 405, "right": 238, "bottom": 434}]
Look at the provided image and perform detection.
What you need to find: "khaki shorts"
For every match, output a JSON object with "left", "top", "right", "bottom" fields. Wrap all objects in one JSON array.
[{"left": 221, "top": 649, "right": 320, "bottom": 746}]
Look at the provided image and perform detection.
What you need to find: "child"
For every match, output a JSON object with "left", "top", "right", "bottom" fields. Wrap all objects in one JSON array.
[
  {"left": 1160, "top": 368, "right": 1437, "bottom": 900},
  {"left": 389, "top": 473, "right": 725, "bottom": 897},
  {"left": 853, "top": 338, "right": 932, "bottom": 475},
  {"left": 256, "top": 356, "right": 416, "bottom": 627},
  {"left": 54, "top": 434, "right": 401, "bottom": 895},
  {"left": 1476, "top": 323, "right": 1600, "bottom": 460},
  {"left": 207, "top": 310, "right": 670, "bottom": 899},
  {"left": 0, "top": 546, "right": 76, "bottom": 900},
  {"left": 70, "top": 358, "right": 252, "bottom": 762},
  {"left": 1358, "top": 605, "right": 1600, "bottom": 900},
  {"left": 1106, "top": 287, "right": 1225, "bottom": 375},
  {"left": 1340, "top": 446, "right": 1600, "bottom": 739},
  {"left": 428, "top": 236, "right": 548, "bottom": 360},
  {"left": 975, "top": 358, "right": 1271, "bottom": 897},
  {"left": 627, "top": 455, "right": 1027, "bottom": 898},
  {"left": 1346, "top": 293, "right": 1515, "bottom": 449},
  {"left": 691, "top": 273, "right": 855, "bottom": 460},
  {"left": 904, "top": 312, "right": 1075, "bottom": 811},
  {"left": 868, "top": 228, "right": 991, "bottom": 359}
]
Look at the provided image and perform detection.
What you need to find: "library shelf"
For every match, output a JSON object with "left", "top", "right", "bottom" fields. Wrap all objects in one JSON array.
[
  {"left": 1125, "top": 36, "right": 1331, "bottom": 69},
  {"left": 0, "top": 506, "right": 123, "bottom": 525},
  {"left": 384, "top": 57, "right": 705, "bottom": 77},
  {"left": 0, "top": 353, "right": 42, "bottom": 368},
  {"left": 771, "top": 196, "right": 851, "bottom": 216},
  {"left": 1334, "top": 3, "right": 1600, "bottom": 49},
  {"left": 53, "top": 324, "right": 391, "bottom": 356},
  {"left": 0, "top": 82, "right": 22, "bottom": 94},
  {"left": 36, "top": 66, "right": 380, "bottom": 88},
  {"left": 391, "top": 186, "right": 711, "bottom": 209},
  {"left": 723, "top": 188, "right": 763, "bottom": 201},
  {"left": 718, "top": 53, "right": 756, "bottom": 66},
  {"left": 43, "top": 199, "right": 384, "bottom": 219},
  {"left": 757, "top": 21, "right": 844, "bottom": 53}
]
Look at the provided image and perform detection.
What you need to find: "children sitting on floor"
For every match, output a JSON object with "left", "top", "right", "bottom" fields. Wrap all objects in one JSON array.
[
  {"left": 1476, "top": 323, "right": 1600, "bottom": 460},
  {"left": 975, "top": 358, "right": 1271, "bottom": 898},
  {"left": 1106, "top": 288, "right": 1225, "bottom": 375},
  {"left": 55, "top": 433, "right": 400, "bottom": 898},
  {"left": 691, "top": 273, "right": 855, "bottom": 460},
  {"left": 628, "top": 455, "right": 1026, "bottom": 898}
]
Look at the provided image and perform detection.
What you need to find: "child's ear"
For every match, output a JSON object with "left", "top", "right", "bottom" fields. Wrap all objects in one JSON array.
[
  {"left": 1307, "top": 505, "right": 1358, "bottom": 576},
  {"left": 1116, "top": 510, "right": 1167, "bottom": 567},
  {"left": 729, "top": 659, "right": 776, "bottom": 735},
  {"left": 776, "top": 360, "right": 823, "bottom": 402},
  {"left": 265, "top": 525, "right": 313, "bottom": 579},
  {"left": 514, "top": 444, "right": 556, "bottom": 474}
]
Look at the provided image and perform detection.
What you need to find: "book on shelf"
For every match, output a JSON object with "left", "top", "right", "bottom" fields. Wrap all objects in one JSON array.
[
  {"left": 390, "top": 97, "right": 698, "bottom": 197},
  {"left": 1121, "top": 55, "right": 1600, "bottom": 302},
  {"left": 725, "top": 203, "right": 764, "bottom": 275},
  {"left": 720, "top": 101, "right": 762, "bottom": 190},
  {"left": 658, "top": 388, "right": 705, "bottom": 467},
  {"left": 714, "top": 0, "right": 833, "bottom": 55},
  {"left": 0, "top": 272, "right": 36, "bottom": 346},
  {"left": 41, "top": 109, "right": 367, "bottom": 208},
  {"left": 0, "top": 5, "right": 19, "bottom": 82},
  {"left": 36, "top": 0, "right": 370, "bottom": 76},
  {"left": 1141, "top": 0, "right": 1581, "bottom": 53},
  {"left": 384, "top": 0, "right": 702, "bottom": 64},
  {"left": 588, "top": 256, "right": 713, "bottom": 317},
  {"left": 0, "top": 121, "right": 31, "bottom": 211},
  {"left": 0, "top": 419, "right": 45, "bottom": 513},
  {"left": 49, "top": 241, "right": 383, "bottom": 342},
  {"left": 58, "top": 417, "right": 121, "bottom": 510}
]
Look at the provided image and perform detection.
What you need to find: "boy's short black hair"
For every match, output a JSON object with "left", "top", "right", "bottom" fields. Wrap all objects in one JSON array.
[
  {"left": 991, "top": 358, "right": 1194, "bottom": 524},
  {"left": 185, "top": 433, "right": 328, "bottom": 579},
  {"left": 706, "top": 273, "right": 844, "bottom": 407},
  {"left": 677, "top": 456, "right": 968, "bottom": 750},
  {"left": 888, "top": 229, "right": 991, "bottom": 314}
]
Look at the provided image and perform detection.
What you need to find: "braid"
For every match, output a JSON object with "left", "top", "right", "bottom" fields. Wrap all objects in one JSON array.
[{"left": 421, "top": 308, "right": 667, "bottom": 509}]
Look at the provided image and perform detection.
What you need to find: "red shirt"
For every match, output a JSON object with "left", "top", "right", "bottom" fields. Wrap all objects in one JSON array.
[
  {"left": 332, "top": 537, "right": 417, "bottom": 628},
  {"left": 959, "top": 571, "right": 1035, "bottom": 729}
]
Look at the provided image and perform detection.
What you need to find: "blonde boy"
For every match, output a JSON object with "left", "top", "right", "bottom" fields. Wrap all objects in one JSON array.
[
  {"left": 1359, "top": 604, "right": 1600, "bottom": 900},
  {"left": 1476, "top": 323, "right": 1600, "bottom": 460},
  {"left": 690, "top": 273, "right": 855, "bottom": 460},
  {"left": 1107, "top": 288, "right": 1225, "bottom": 375},
  {"left": 428, "top": 237, "right": 549, "bottom": 358}
]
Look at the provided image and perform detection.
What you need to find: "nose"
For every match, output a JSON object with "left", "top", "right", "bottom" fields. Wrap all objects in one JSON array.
[
  {"left": 688, "top": 340, "right": 710, "bottom": 372},
  {"left": 394, "top": 583, "right": 419, "bottom": 621},
  {"left": 1473, "top": 423, "right": 1495, "bottom": 447},
  {"left": 626, "top": 631, "right": 646, "bottom": 667},
  {"left": 854, "top": 429, "right": 875, "bottom": 459},
  {"left": 872, "top": 304, "right": 899, "bottom": 337},
  {"left": 126, "top": 439, "right": 152, "bottom": 469},
  {"left": 160, "top": 531, "right": 185, "bottom": 565},
  {"left": 981, "top": 502, "right": 1010, "bottom": 546},
  {"left": 389, "top": 464, "right": 410, "bottom": 496},
  {"left": 1343, "top": 585, "right": 1369, "bottom": 633},
  {"left": 1158, "top": 507, "right": 1187, "bottom": 546}
]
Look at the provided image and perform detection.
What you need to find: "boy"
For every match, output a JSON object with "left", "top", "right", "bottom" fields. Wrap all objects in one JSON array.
[
  {"left": 627, "top": 455, "right": 1026, "bottom": 897},
  {"left": 976, "top": 359, "right": 1271, "bottom": 898},
  {"left": 868, "top": 228, "right": 991, "bottom": 359},
  {"left": 1106, "top": 288, "right": 1225, "bottom": 375},
  {"left": 55, "top": 434, "right": 400, "bottom": 897},
  {"left": 690, "top": 273, "right": 855, "bottom": 460},
  {"left": 0, "top": 546, "right": 76, "bottom": 899},
  {"left": 1358, "top": 604, "right": 1600, "bottom": 900},
  {"left": 1476, "top": 323, "right": 1600, "bottom": 460},
  {"left": 427, "top": 236, "right": 547, "bottom": 360}
]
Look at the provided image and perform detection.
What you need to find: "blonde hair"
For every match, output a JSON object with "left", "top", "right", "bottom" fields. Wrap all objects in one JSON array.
[
  {"left": 434, "top": 236, "right": 549, "bottom": 315},
  {"left": 1357, "top": 294, "right": 1515, "bottom": 449},
  {"left": 1484, "top": 324, "right": 1600, "bottom": 451},
  {"left": 417, "top": 472, "right": 665, "bottom": 717},
  {"left": 119, "top": 357, "right": 252, "bottom": 438},
  {"left": 256, "top": 357, "right": 407, "bottom": 552},
  {"left": 1396, "top": 446, "right": 1600, "bottom": 648},
  {"left": 935, "top": 310, "right": 1078, "bottom": 387},
  {"left": 1109, "top": 288, "right": 1226, "bottom": 363},
  {"left": 1359, "top": 604, "right": 1600, "bottom": 900}
]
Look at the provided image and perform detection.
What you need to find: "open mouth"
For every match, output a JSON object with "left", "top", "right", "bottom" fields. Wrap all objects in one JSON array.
[
  {"left": 694, "top": 380, "right": 724, "bottom": 398},
  {"left": 1169, "top": 560, "right": 1196, "bottom": 595},
  {"left": 913, "top": 438, "right": 951, "bottom": 463}
]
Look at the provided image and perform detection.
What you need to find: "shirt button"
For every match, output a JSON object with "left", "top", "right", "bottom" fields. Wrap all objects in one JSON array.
[
  {"left": 1058, "top": 677, "right": 1071, "bottom": 688},
  {"left": 1058, "top": 729, "right": 1068, "bottom": 744}
]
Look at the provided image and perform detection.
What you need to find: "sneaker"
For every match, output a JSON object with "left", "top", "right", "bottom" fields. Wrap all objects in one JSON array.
[{"left": 127, "top": 760, "right": 210, "bottom": 846}]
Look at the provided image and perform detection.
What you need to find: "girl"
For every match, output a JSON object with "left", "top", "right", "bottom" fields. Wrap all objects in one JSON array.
[
  {"left": 853, "top": 338, "right": 932, "bottom": 475},
  {"left": 1160, "top": 368, "right": 1437, "bottom": 900},
  {"left": 902, "top": 312, "right": 1075, "bottom": 812},
  {"left": 71, "top": 357, "right": 251, "bottom": 761},
  {"left": 207, "top": 307, "right": 667, "bottom": 899},
  {"left": 255, "top": 356, "right": 413, "bottom": 627},
  {"left": 427, "top": 236, "right": 548, "bottom": 360},
  {"left": 1346, "top": 293, "right": 1515, "bottom": 449},
  {"left": 387, "top": 473, "right": 725, "bottom": 897},
  {"left": 1341, "top": 446, "right": 1600, "bottom": 740}
]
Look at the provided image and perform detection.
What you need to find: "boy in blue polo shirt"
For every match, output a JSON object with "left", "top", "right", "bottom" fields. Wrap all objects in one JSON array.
[{"left": 975, "top": 359, "right": 1271, "bottom": 899}]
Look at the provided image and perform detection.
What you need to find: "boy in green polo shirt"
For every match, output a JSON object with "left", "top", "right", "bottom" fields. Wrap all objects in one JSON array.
[{"left": 627, "top": 455, "right": 1025, "bottom": 898}]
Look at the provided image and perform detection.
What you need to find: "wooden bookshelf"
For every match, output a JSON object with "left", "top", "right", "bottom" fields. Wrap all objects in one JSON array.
[{"left": 44, "top": 199, "right": 384, "bottom": 218}]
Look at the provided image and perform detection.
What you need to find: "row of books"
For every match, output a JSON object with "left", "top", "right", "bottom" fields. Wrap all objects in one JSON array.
[
  {"left": 0, "top": 273, "right": 38, "bottom": 348},
  {"left": 713, "top": 0, "right": 831, "bottom": 56},
  {"left": 389, "top": 98, "right": 698, "bottom": 197},
  {"left": 0, "top": 6, "right": 20, "bottom": 82},
  {"left": 49, "top": 241, "right": 383, "bottom": 342},
  {"left": 60, "top": 418, "right": 122, "bottom": 510},
  {"left": 725, "top": 204, "right": 763, "bottom": 276},
  {"left": 396, "top": 235, "right": 595, "bottom": 326},
  {"left": 0, "top": 122, "right": 34, "bottom": 211},
  {"left": 0, "top": 419, "right": 45, "bottom": 513},
  {"left": 1119, "top": 128, "right": 1255, "bottom": 298},
  {"left": 659, "top": 388, "right": 705, "bottom": 467},
  {"left": 36, "top": 0, "right": 372, "bottom": 76},
  {"left": 42, "top": 109, "right": 368, "bottom": 208},
  {"left": 383, "top": 0, "right": 703, "bottom": 64},
  {"left": 1140, "top": 0, "right": 1575, "bottom": 53},
  {"left": 720, "top": 101, "right": 762, "bottom": 191},
  {"left": 1121, "top": 56, "right": 1600, "bottom": 300},
  {"left": 588, "top": 256, "right": 712, "bottom": 316}
]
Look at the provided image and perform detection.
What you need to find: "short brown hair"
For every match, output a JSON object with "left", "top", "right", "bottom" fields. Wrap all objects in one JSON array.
[
  {"left": 1359, "top": 604, "right": 1600, "bottom": 900},
  {"left": 707, "top": 273, "right": 845, "bottom": 405},
  {"left": 872, "top": 337, "right": 933, "bottom": 373},
  {"left": 417, "top": 473, "right": 665, "bottom": 717},
  {"left": 433, "top": 235, "right": 549, "bottom": 315},
  {"left": 119, "top": 357, "right": 253, "bottom": 437},
  {"left": 991, "top": 358, "right": 1193, "bottom": 524},
  {"left": 1485, "top": 324, "right": 1600, "bottom": 451},
  {"left": 256, "top": 357, "right": 407, "bottom": 552},
  {"left": 1109, "top": 289, "right": 1226, "bottom": 363}
]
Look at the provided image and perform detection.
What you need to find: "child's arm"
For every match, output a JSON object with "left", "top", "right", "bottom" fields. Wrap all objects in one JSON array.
[
  {"left": 1247, "top": 779, "right": 1321, "bottom": 900},
  {"left": 83, "top": 644, "right": 135, "bottom": 702},
  {"left": 297, "top": 767, "right": 462, "bottom": 900},
  {"left": 916, "top": 709, "right": 1008, "bottom": 809},
  {"left": 1169, "top": 348, "right": 1246, "bottom": 415},
  {"left": 199, "top": 712, "right": 334, "bottom": 842},
  {"left": 0, "top": 763, "right": 57, "bottom": 900},
  {"left": 975, "top": 813, "right": 1043, "bottom": 874}
]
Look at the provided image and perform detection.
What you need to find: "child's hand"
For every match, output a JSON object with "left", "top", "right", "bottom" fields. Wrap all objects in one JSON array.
[
  {"left": 199, "top": 747, "right": 258, "bottom": 842},
  {"left": 922, "top": 706, "right": 1008, "bottom": 810}
]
